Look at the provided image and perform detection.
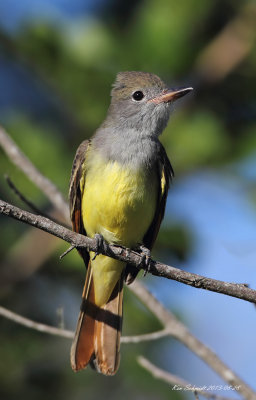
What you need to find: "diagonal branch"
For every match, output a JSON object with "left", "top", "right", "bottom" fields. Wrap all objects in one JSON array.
[
  {"left": 4, "top": 174, "right": 70, "bottom": 228},
  {"left": 1, "top": 198, "right": 256, "bottom": 305},
  {"left": 138, "top": 356, "right": 233, "bottom": 400},
  {"left": 130, "top": 281, "right": 256, "bottom": 400},
  {"left": 0, "top": 126, "right": 69, "bottom": 221}
]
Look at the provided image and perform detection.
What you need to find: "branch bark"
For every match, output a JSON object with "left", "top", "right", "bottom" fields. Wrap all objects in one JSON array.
[{"left": 1, "top": 198, "right": 256, "bottom": 306}]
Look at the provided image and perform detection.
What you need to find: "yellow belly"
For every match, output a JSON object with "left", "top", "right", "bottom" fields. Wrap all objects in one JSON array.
[{"left": 81, "top": 152, "right": 157, "bottom": 306}]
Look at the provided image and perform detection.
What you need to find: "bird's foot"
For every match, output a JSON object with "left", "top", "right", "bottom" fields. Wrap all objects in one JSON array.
[
  {"left": 92, "top": 233, "right": 105, "bottom": 260},
  {"left": 137, "top": 244, "right": 151, "bottom": 277}
]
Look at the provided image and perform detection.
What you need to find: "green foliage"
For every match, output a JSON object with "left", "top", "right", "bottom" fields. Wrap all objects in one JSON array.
[
  {"left": 163, "top": 109, "right": 229, "bottom": 172},
  {"left": 155, "top": 224, "right": 194, "bottom": 261}
]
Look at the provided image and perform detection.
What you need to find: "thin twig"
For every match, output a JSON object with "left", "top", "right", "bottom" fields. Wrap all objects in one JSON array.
[
  {"left": 0, "top": 126, "right": 69, "bottom": 221},
  {"left": 4, "top": 174, "right": 69, "bottom": 228},
  {"left": 0, "top": 305, "right": 73, "bottom": 339},
  {"left": 1, "top": 198, "right": 256, "bottom": 306},
  {"left": 138, "top": 356, "right": 233, "bottom": 400},
  {"left": 0, "top": 305, "right": 169, "bottom": 344},
  {"left": 59, "top": 245, "right": 76, "bottom": 259},
  {"left": 5, "top": 174, "right": 45, "bottom": 216},
  {"left": 121, "top": 328, "right": 170, "bottom": 343}
]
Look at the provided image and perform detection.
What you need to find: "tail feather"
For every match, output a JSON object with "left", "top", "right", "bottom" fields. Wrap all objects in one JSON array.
[
  {"left": 94, "top": 278, "right": 123, "bottom": 375},
  {"left": 71, "top": 263, "right": 123, "bottom": 375},
  {"left": 71, "top": 262, "right": 95, "bottom": 371}
]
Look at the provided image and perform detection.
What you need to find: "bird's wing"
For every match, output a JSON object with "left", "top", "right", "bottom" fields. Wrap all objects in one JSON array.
[
  {"left": 143, "top": 143, "right": 174, "bottom": 250},
  {"left": 125, "top": 144, "right": 173, "bottom": 284},
  {"left": 69, "top": 139, "right": 91, "bottom": 266}
]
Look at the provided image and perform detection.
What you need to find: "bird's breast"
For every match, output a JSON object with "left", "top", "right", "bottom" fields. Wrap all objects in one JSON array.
[{"left": 81, "top": 153, "right": 158, "bottom": 247}]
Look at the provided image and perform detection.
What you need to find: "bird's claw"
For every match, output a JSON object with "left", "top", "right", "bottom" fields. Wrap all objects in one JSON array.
[
  {"left": 92, "top": 233, "right": 105, "bottom": 260},
  {"left": 137, "top": 244, "right": 151, "bottom": 277},
  {"left": 125, "top": 247, "right": 131, "bottom": 259}
]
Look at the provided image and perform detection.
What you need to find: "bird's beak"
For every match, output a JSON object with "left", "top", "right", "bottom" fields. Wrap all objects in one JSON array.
[{"left": 149, "top": 87, "right": 193, "bottom": 104}]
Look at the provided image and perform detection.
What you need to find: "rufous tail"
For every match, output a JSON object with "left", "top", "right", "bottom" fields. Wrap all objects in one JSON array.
[{"left": 71, "top": 262, "right": 123, "bottom": 375}]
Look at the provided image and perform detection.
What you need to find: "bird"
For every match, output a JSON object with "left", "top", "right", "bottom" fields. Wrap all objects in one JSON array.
[{"left": 69, "top": 71, "right": 192, "bottom": 375}]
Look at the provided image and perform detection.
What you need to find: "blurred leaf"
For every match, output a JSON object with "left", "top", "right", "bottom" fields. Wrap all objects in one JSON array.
[
  {"left": 155, "top": 224, "right": 193, "bottom": 262},
  {"left": 162, "top": 109, "right": 229, "bottom": 172}
]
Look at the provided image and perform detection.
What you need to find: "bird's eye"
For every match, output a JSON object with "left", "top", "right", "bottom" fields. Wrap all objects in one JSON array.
[{"left": 132, "top": 91, "right": 144, "bottom": 101}]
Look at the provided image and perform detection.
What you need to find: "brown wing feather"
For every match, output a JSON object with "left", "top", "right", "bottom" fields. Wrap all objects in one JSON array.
[
  {"left": 125, "top": 144, "right": 173, "bottom": 284},
  {"left": 143, "top": 144, "right": 173, "bottom": 249},
  {"left": 69, "top": 139, "right": 90, "bottom": 266}
]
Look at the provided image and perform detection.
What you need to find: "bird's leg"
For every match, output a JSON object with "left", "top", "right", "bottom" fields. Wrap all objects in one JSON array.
[
  {"left": 92, "top": 233, "right": 105, "bottom": 260},
  {"left": 136, "top": 244, "right": 151, "bottom": 277}
]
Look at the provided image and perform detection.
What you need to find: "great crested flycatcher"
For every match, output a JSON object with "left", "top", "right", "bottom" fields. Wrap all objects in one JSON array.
[{"left": 69, "top": 71, "right": 192, "bottom": 375}]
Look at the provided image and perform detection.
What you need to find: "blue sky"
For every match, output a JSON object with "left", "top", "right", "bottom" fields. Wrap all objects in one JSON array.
[{"left": 0, "top": 0, "right": 104, "bottom": 32}]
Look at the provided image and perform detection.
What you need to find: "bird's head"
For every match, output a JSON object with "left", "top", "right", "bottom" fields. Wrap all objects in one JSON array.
[{"left": 106, "top": 71, "right": 193, "bottom": 137}]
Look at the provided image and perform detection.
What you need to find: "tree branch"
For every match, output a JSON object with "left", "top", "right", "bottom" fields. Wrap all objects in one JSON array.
[
  {"left": 4, "top": 174, "right": 69, "bottom": 228},
  {"left": 137, "top": 356, "right": 233, "bottom": 400},
  {"left": 0, "top": 305, "right": 170, "bottom": 344},
  {"left": 0, "top": 305, "right": 74, "bottom": 339},
  {"left": 0, "top": 126, "right": 69, "bottom": 221},
  {"left": 1, "top": 198, "right": 256, "bottom": 306}
]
